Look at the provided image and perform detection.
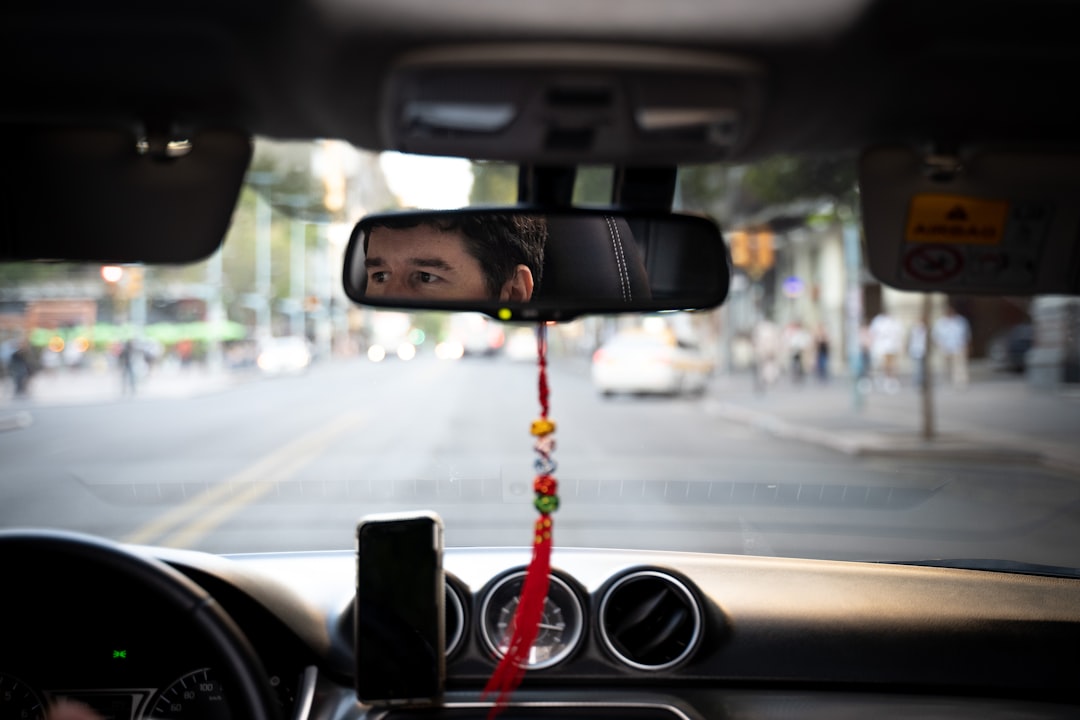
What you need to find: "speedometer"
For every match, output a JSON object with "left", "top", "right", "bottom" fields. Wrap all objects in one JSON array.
[
  {"left": 0, "top": 672, "right": 45, "bottom": 720},
  {"left": 147, "top": 668, "right": 229, "bottom": 720}
]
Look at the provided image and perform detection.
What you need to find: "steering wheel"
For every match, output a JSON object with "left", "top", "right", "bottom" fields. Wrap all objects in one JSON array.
[{"left": 0, "top": 529, "right": 281, "bottom": 720}]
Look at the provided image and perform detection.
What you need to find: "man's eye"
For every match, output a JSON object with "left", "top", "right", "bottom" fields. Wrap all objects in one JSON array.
[
  {"left": 369, "top": 271, "right": 387, "bottom": 283},
  {"left": 417, "top": 272, "right": 440, "bottom": 284}
]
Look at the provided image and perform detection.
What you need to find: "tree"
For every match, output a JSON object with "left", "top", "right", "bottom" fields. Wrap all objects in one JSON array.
[
  {"left": 740, "top": 153, "right": 858, "bottom": 216},
  {"left": 469, "top": 163, "right": 614, "bottom": 206},
  {"left": 469, "top": 162, "right": 517, "bottom": 205}
]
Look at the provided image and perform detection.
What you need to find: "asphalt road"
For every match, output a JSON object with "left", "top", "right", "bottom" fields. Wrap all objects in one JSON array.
[{"left": 2, "top": 355, "right": 1079, "bottom": 570}]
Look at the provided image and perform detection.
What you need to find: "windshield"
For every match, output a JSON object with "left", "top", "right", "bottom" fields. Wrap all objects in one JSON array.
[{"left": 2, "top": 139, "right": 1078, "bottom": 574}]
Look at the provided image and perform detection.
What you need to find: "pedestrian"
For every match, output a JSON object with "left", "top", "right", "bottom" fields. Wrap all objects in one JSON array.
[
  {"left": 118, "top": 340, "right": 139, "bottom": 396},
  {"left": 869, "top": 309, "right": 904, "bottom": 393},
  {"left": 933, "top": 304, "right": 972, "bottom": 388},
  {"left": 752, "top": 317, "right": 781, "bottom": 394},
  {"left": 785, "top": 320, "right": 811, "bottom": 385},
  {"left": 7, "top": 339, "right": 37, "bottom": 397},
  {"left": 813, "top": 324, "right": 830, "bottom": 383}
]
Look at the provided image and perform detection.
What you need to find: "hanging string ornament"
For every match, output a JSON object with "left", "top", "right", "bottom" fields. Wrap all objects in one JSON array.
[{"left": 483, "top": 322, "right": 559, "bottom": 717}]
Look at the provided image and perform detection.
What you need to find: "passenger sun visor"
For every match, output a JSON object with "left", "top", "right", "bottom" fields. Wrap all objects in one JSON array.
[
  {"left": 380, "top": 44, "right": 763, "bottom": 165},
  {"left": 0, "top": 127, "right": 252, "bottom": 264},
  {"left": 860, "top": 146, "right": 1080, "bottom": 295}
]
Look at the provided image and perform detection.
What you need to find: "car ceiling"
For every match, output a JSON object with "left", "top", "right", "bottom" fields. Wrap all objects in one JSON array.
[{"left": 4, "top": 0, "right": 1080, "bottom": 162}]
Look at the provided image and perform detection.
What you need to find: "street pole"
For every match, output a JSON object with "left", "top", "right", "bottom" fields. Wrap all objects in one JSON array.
[
  {"left": 841, "top": 215, "right": 865, "bottom": 411},
  {"left": 284, "top": 195, "right": 308, "bottom": 339},
  {"left": 128, "top": 266, "right": 147, "bottom": 338},
  {"left": 206, "top": 246, "right": 225, "bottom": 372},
  {"left": 316, "top": 219, "right": 332, "bottom": 360},
  {"left": 920, "top": 293, "right": 936, "bottom": 440},
  {"left": 249, "top": 172, "right": 275, "bottom": 340}
]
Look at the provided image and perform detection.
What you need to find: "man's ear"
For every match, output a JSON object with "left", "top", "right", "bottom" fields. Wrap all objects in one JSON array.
[{"left": 498, "top": 265, "right": 534, "bottom": 302}]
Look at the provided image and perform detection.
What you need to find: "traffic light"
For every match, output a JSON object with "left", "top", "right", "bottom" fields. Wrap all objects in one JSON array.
[
  {"left": 728, "top": 230, "right": 751, "bottom": 267},
  {"left": 727, "top": 228, "right": 775, "bottom": 278},
  {"left": 751, "top": 231, "right": 774, "bottom": 278}
]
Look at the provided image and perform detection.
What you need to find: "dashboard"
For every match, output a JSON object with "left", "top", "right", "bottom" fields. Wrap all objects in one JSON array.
[{"left": 4, "top": 537, "right": 1080, "bottom": 720}]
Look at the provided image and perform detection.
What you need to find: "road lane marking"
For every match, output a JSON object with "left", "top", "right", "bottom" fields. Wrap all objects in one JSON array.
[
  {"left": 123, "top": 412, "right": 365, "bottom": 547},
  {"left": 122, "top": 479, "right": 239, "bottom": 545}
]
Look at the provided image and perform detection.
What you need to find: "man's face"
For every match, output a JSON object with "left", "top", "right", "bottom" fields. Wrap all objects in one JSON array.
[{"left": 364, "top": 225, "right": 491, "bottom": 300}]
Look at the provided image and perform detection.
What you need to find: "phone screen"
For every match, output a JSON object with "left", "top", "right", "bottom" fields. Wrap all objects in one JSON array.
[{"left": 355, "top": 511, "right": 445, "bottom": 705}]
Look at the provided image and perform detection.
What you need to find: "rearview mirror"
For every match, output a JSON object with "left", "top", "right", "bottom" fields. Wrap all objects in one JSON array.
[{"left": 342, "top": 209, "right": 730, "bottom": 321}]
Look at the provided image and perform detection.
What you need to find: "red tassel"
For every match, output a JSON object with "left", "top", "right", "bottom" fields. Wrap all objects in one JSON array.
[
  {"left": 482, "top": 323, "right": 558, "bottom": 719},
  {"left": 482, "top": 517, "right": 552, "bottom": 714}
]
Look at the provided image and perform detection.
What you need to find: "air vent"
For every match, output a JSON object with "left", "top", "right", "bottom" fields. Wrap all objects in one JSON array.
[
  {"left": 598, "top": 570, "right": 702, "bottom": 671},
  {"left": 445, "top": 580, "right": 466, "bottom": 657}
]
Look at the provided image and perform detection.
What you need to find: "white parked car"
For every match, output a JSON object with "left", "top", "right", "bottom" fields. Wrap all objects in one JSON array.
[{"left": 256, "top": 335, "right": 312, "bottom": 375}]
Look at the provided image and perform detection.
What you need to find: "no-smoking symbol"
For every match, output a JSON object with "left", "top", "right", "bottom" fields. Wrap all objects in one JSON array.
[{"left": 903, "top": 244, "right": 963, "bottom": 283}]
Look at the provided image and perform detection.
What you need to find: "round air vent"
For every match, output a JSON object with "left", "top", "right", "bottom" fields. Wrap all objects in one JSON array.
[
  {"left": 445, "top": 579, "right": 466, "bottom": 658},
  {"left": 598, "top": 569, "right": 703, "bottom": 671}
]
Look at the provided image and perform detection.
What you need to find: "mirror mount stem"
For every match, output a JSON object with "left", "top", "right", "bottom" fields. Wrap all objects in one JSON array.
[
  {"left": 612, "top": 166, "right": 678, "bottom": 212},
  {"left": 518, "top": 165, "right": 577, "bottom": 207}
]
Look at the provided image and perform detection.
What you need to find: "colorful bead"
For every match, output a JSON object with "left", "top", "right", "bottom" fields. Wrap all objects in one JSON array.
[
  {"left": 534, "top": 475, "right": 558, "bottom": 496},
  {"left": 530, "top": 418, "right": 556, "bottom": 436},
  {"left": 534, "top": 494, "right": 560, "bottom": 514},
  {"left": 534, "top": 457, "right": 557, "bottom": 475},
  {"left": 534, "top": 435, "right": 556, "bottom": 455}
]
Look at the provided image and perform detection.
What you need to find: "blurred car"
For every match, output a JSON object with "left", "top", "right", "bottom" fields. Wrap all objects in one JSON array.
[
  {"left": 591, "top": 329, "right": 713, "bottom": 396},
  {"left": 503, "top": 327, "right": 539, "bottom": 362},
  {"left": 448, "top": 313, "right": 505, "bottom": 357},
  {"left": 256, "top": 335, "right": 312, "bottom": 375}
]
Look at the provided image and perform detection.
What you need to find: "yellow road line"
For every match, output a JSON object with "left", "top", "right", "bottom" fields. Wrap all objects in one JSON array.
[
  {"left": 123, "top": 481, "right": 238, "bottom": 545},
  {"left": 123, "top": 412, "right": 365, "bottom": 547}
]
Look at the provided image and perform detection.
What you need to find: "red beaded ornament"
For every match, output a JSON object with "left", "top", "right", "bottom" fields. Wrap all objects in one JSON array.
[{"left": 483, "top": 323, "right": 559, "bottom": 717}]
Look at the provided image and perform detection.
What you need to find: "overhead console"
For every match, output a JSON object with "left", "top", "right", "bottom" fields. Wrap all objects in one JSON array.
[{"left": 379, "top": 44, "right": 764, "bottom": 165}]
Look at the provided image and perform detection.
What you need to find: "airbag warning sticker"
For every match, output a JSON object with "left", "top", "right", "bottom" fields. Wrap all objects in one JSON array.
[
  {"left": 900, "top": 196, "right": 1049, "bottom": 289},
  {"left": 905, "top": 194, "right": 1009, "bottom": 245}
]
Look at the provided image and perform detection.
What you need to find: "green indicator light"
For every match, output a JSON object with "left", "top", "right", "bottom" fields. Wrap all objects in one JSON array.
[
  {"left": 497, "top": 308, "right": 512, "bottom": 321},
  {"left": 112, "top": 650, "right": 127, "bottom": 659}
]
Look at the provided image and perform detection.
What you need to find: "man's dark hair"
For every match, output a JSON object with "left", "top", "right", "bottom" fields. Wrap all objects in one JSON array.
[{"left": 366, "top": 213, "right": 546, "bottom": 298}]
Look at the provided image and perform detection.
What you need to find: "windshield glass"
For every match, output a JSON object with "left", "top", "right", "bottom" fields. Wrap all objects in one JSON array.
[{"left": 2, "top": 139, "right": 1078, "bottom": 574}]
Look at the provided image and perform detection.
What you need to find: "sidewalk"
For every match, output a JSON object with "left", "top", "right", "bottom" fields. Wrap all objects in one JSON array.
[
  {"left": 704, "top": 369, "right": 1080, "bottom": 477},
  {"left": 0, "top": 364, "right": 247, "bottom": 418}
]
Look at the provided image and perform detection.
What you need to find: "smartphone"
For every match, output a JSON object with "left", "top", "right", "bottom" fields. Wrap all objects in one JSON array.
[{"left": 355, "top": 511, "right": 445, "bottom": 705}]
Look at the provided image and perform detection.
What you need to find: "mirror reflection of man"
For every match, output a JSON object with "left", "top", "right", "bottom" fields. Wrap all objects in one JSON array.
[{"left": 363, "top": 214, "right": 546, "bottom": 302}]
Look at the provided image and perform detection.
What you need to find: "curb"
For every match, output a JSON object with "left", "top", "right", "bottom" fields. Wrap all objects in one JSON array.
[
  {"left": 706, "top": 401, "right": 1050, "bottom": 467},
  {"left": 0, "top": 411, "right": 33, "bottom": 432},
  {"left": 0, "top": 373, "right": 256, "bottom": 410}
]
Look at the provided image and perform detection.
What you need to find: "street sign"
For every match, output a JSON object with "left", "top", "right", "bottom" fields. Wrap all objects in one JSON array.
[{"left": 782, "top": 276, "right": 805, "bottom": 298}]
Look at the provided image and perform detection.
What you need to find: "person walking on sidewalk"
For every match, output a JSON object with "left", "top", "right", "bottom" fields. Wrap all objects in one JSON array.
[
  {"left": 7, "top": 339, "right": 37, "bottom": 398},
  {"left": 933, "top": 304, "right": 971, "bottom": 389},
  {"left": 869, "top": 309, "right": 904, "bottom": 393},
  {"left": 785, "top": 320, "right": 812, "bottom": 385},
  {"left": 752, "top": 317, "right": 782, "bottom": 394},
  {"left": 814, "top": 324, "right": 830, "bottom": 383},
  {"left": 118, "top": 340, "right": 139, "bottom": 396}
]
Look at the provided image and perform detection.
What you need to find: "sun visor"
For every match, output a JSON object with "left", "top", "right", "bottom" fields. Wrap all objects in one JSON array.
[
  {"left": 380, "top": 44, "right": 763, "bottom": 164},
  {"left": 860, "top": 146, "right": 1080, "bottom": 295},
  {"left": 0, "top": 127, "right": 251, "bottom": 264}
]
